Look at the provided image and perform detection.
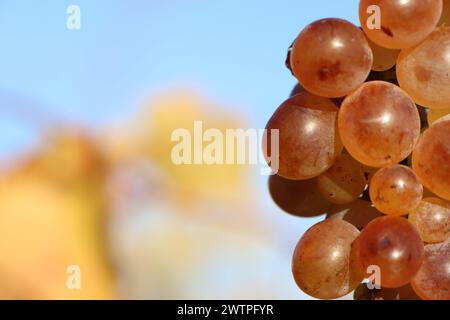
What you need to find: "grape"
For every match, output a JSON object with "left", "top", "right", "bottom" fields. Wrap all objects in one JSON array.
[
  {"left": 366, "top": 66, "right": 398, "bottom": 85},
  {"left": 289, "top": 83, "right": 304, "bottom": 97},
  {"left": 369, "top": 165, "right": 423, "bottom": 216},
  {"left": 317, "top": 154, "right": 367, "bottom": 205},
  {"left": 366, "top": 37, "right": 399, "bottom": 72},
  {"left": 359, "top": 0, "right": 442, "bottom": 49},
  {"left": 409, "top": 198, "right": 450, "bottom": 243},
  {"left": 327, "top": 199, "right": 383, "bottom": 230},
  {"left": 292, "top": 219, "right": 362, "bottom": 299},
  {"left": 290, "top": 18, "right": 372, "bottom": 98},
  {"left": 411, "top": 241, "right": 450, "bottom": 300},
  {"left": 428, "top": 108, "right": 450, "bottom": 125},
  {"left": 264, "top": 92, "right": 343, "bottom": 180},
  {"left": 338, "top": 81, "right": 421, "bottom": 167},
  {"left": 439, "top": 0, "right": 450, "bottom": 25},
  {"left": 397, "top": 27, "right": 450, "bottom": 110},
  {"left": 268, "top": 175, "right": 344, "bottom": 217},
  {"left": 412, "top": 120, "right": 450, "bottom": 200},
  {"left": 353, "top": 216, "right": 424, "bottom": 288},
  {"left": 354, "top": 283, "right": 421, "bottom": 300}
]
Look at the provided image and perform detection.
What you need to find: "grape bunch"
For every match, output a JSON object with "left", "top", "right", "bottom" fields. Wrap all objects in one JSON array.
[{"left": 265, "top": 0, "right": 450, "bottom": 300}]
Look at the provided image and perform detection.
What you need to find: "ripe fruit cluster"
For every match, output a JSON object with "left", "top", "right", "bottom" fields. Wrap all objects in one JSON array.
[{"left": 265, "top": 0, "right": 450, "bottom": 300}]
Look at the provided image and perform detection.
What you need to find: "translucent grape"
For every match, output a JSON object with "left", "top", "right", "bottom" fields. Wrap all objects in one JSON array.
[
  {"left": 366, "top": 37, "right": 399, "bottom": 72},
  {"left": 353, "top": 216, "right": 424, "bottom": 288},
  {"left": 268, "top": 175, "right": 343, "bottom": 217},
  {"left": 317, "top": 154, "right": 367, "bottom": 204},
  {"left": 411, "top": 241, "right": 450, "bottom": 300},
  {"left": 409, "top": 197, "right": 450, "bottom": 243},
  {"left": 290, "top": 18, "right": 372, "bottom": 98},
  {"left": 412, "top": 120, "right": 450, "bottom": 200},
  {"left": 369, "top": 165, "right": 423, "bottom": 216},
  {"left": 264, "top": 92, "right": 343, "bottom": 180},
  {"left": 427, "top": 108, "right": 450, "bottom": 125},
  {"left": 292, "top": 219, "right": 362, "bottom": 299},
  {"left": 359, "top": 0, "right": 442, "bottom": 49},
  {"left": 397, "top": 27, "right": 450, "bottom": 110},
  {"left": 338, "top": 81, "right": 421, "bottom": 167}
]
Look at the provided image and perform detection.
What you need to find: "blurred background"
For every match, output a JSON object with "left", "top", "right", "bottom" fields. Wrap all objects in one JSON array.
[{"left": 0, "top": 0, "right": 360, "bottom": 299}]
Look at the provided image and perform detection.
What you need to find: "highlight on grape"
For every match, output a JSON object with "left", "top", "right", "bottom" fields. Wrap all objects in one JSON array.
[
  {"left": 170, "top": 121, "right": 280, "bottom": 175},
  {"left": 265, "top": 0, "right": 450, "bottom": 300}
]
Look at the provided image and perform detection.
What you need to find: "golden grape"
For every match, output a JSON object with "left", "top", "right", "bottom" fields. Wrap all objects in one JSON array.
[
  {"left": 353, "top": 216, "right": 424, "bottom": 288},
  {"left": 397, "top": 27, "right": 450, "bottom": 109},
  {"left": 317, "top": 154, "right": 367, "bottom": 204},
  {"left": 292, "top": 219, "right": 362, "bottom": 299},
  {"left": 369, "top": 165, "right": 423, "bottom": 216},
  {"left": 412, "top": 120, "right": 450, "bottom": 200},
  {"left": 359, "top": 0, "right": 442, "bottom": 49},
  {"left": 338, "top": 81, "right": 420, "bottom": 167},
  {"left": 290, "top": 18, "right": 372, "bottom": 98},
  {"left": 411, "top": 241, "right": 450, "bottom": 300},
  {"left": 264, "top": 92, "right": 342, "bottom": 180},
  {"left": 409, "top": 197, "right": 450, "bottom": 243}
]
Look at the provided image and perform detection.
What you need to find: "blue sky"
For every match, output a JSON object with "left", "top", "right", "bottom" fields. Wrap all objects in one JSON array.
[{"left": 0, "top": 0, "right": 359, "bottom": 156}]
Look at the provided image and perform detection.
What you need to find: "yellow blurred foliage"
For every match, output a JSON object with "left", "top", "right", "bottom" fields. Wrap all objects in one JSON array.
[
  {"left": 0, "top": 131, "right": 116, "bottom": 299},
  {"left": 104, "top": 89, "right": 251, "bottom": 204}
]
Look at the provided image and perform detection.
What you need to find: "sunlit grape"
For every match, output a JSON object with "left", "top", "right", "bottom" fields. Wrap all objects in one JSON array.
[
  {"left": 359, "top": 0, "right": 442, "bottom": 49},
  {"left": 292, "top": 219, "right": 362, "bottom": 299},
  {"left": 369, "top": 165, "right": 423, "bottom": 216},
  {"left": 317, "top": 154, "right": 367, "bottom": 204},
  {"left": 428, "top": 108, "right": 450, "bottom": 125},
  {"left": 412, "top": 120, "right": 450, "bottom": 200},
  {"left": 268, "top": 175, "right": 344, "bottom": 217},
  {"left": 338, "top": 81, "right": 420, "bottom": 167},
  {"left": 411, "top": 241, "right": 450, "bottom": 300},
  {"left": 290, "top": 18, "right": 372, "bottom": 98},
  {"left": 366, "top": 37, "right": 399, "bottom": 72},
  {"left": 353, "top": 216, "right": 424, "bottom": 288},
  {"left": 409, "top": 197, "right": 450, "bottom": 243},
  {"left": 397, "top": 27, "right": 450, "bottom": 110},
  {"left": 264, "top": 92, "right": 343, "bottom": 180}
]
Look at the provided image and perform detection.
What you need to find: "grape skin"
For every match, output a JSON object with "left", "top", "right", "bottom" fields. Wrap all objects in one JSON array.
[
  {"left": 290, "top": 18, "right": 372, "bottom": 98},
  {"left": 317, "top": 154, "right": 367, "bottom": 205},
  {"left": 366, "top": 37, "right": 399, "bottom": 72},
  {"left": 409, "top": 197, "right": 450, "bottom": 243},
  {"left": 352, "top": 216, "right": 424, "bottom": 288},
  {"left": 292, "top": 219, "right": 362, "bottom": 299},
  {"left": 412, "top": 120, "right": 450, "bottom": 200},
  {"left": 338, "top": 81, "right": 420, "bottom": 168},
  {"left": 427, "top": 108, "right": 450, "bottom": 125},
  {"left": 264, "top": 92, "right": 342, "bottom": 180},
  {"left": 359, "top": 0, "right": 442, "bottom": 49},
  {"left": 397, "top": 27, "right": 450, "bottom": 110},
  {"left": 326, "top": 199, "right": 383, "bottom": 231},
  {"left": 369, "top": 165, "right": 423, "bottom": 216},
  {"left": 411, "top": 241, "right": 450, "bottom": 300},
  {"left": 268, "top": 175, "right": 345, "bottom": 217}
]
